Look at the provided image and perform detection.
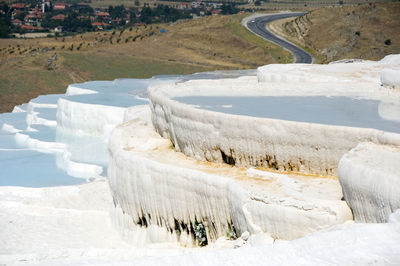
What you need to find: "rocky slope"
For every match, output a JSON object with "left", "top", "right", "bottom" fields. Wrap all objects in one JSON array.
[{"left": 282, "top": 2, "right": 400, "bottom": 62}]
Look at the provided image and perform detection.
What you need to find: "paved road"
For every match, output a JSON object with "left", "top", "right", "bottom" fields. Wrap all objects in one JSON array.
[{"left": 246, "top": 13, "right": 313, "bottom": 64}]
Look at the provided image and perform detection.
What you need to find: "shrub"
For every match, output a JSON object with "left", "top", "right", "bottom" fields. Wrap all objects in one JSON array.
[
  {"left": 226, "top": 226, "right": 237, "bottom": 240},
  {"left": 194, "top": 222, "right": 207, "bottom": 246}
]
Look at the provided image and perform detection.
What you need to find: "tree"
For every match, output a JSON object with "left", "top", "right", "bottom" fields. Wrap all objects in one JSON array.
[{"left": 0, "top": 4, "right": 11, "bottom": 38}]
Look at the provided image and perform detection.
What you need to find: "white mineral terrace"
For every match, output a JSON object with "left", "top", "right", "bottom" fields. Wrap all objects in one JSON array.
[
  {"left": 108, "top": 108, "right": 352, "bottom": 245},
  {"left": 1, "top": 56, "right": 399, "bottom": 264},
  {"left": 339, "top": 142, "right": 400, "bottom": 223},
  {"left": 149, "top": 55, "right": 400, "bottom": 175}
]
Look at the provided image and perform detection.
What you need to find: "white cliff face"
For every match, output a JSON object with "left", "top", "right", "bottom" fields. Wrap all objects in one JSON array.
[
  {"left": 56, "top": 97, "right": 126, "bottom": 138},
  {"left": 108, "top": 107, "right": 352, "bottom": 245},
  {"left": 148, "top": 56, "right": 400, "bottom": 175},
  {"left": 338, "top": 142, "right": 400, "bottom": 223}
]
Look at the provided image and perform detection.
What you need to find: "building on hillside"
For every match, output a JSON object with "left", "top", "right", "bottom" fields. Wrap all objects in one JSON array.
[
  {"left": 51, "top": 14, "right": 66, "bottom": 20},
  {"left": 54, "top": 25, "right": 64, "bottom": 32},
  {"left": 92, "top": 21, "right": 110, "bottom": 30},
  {"left": 11, "top": 3, "right": 25, "bottom": 10},
  {"left": 29, "top": 9, "right": 44, "bottom": 18},
  {"left": 21, "top": 24, "right": 44, "bottom": 31},
  {"left": 11, "top": 19, "right": 23, "bottom": 26},
  {"left": 24, "top": 13, "right": 40, "bottom": 25},
  {"left": 177, "top": 3, "right": 188, "bottom": 10},
  {"left": 96, "top": 11, "right": 110, "bottom": 20},
  {"left": 53, "top": 3, "right": 67, "bottom": 10},
  {"left": 77, "top": 2, "right": 90, "bottom": 7}
]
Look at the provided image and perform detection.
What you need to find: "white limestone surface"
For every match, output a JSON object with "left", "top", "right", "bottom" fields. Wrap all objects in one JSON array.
[
  {"left": 2, "top": 180, "right": 397, "bottom": 265},
  {"left": 338, "top": 142, "right": 400, "bottom": 223},
  {"left": 148, "top": 56, "right": 400, "bottom": 175},
  {"left": 128, "top": 210, "right": 400, "bottom": 266},
  {"left": 56, "top": 97, "right": 126, "bottom": 138},
  {"left": 258, "top": 54, "right": 400, "bottom": 84},
  {"left": 381, "top": 68, "right": 400, "bottom": 89},
  {"left": 65, "top": 84, "right": 98, "bottom": 95},
  {"left": 108, "top": 107, "right": 352, "bottom": 245},
  {"left": 0, "top": 181, "right": 189, "bottom": 265}
]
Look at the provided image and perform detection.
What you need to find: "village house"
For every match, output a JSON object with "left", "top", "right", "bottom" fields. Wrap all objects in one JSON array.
[
  {"left": 96, "top": 11, "right": 110, "bottom": 20},
  {"left": 24, "top": 13, "right": 40, "bottom": 25},
  {"left": 51, "top": 14, "right": 66, "bottom": 20},
  {"left": 20, "top": 24, "right": 44, "bottom": 31},
  {"left": 11, "top": 19, "right": 22, "bottom": 26},
  {"left": 54, "top": 25, "right": 64, "bottom": 32},
  {"left": 53, "top": 3, "right": 67, "bottom": 10},
  {"left": 176, "top": 3, "right": 189, "bottom": 10},
  {"left": 77, "top": 2, "right": 90, "bottom": 7},
  {"left": 11, "top": 3, "right": 26, "bottom": 10},
  {"left": 92, "top": 21, "right": 110, "bottom": 30}
]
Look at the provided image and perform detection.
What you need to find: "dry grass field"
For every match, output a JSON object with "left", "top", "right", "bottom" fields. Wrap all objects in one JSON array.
[
  {"left": 0, "top": 14, "right": 292, "bottom": 113},
  {"left": 272, "top": 2, "right": 400, "bottom": 63}
]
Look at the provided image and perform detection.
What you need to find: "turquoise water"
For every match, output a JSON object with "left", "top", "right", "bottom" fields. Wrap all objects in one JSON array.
[
  {"left": 174, "top": 96, "right": 400, "bottom": 133},
  {"left": 0, "top": 71, "right": 256, "bottom": 187},
  {"left": 0, "top": 150, "right": 83, "bottom": 187}
]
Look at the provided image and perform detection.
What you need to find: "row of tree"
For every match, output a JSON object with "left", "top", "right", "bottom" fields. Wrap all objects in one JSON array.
[{"left": 0, "top": 1, "right": 240, "bottom": 37}]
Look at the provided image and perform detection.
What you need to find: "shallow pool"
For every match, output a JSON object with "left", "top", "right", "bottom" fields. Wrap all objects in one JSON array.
[
  {"left": 174, "top": 96, "right": 400, "bottom": 133},
  {"left": 0, "top": 150, "right": 83, "bottom": 187}
]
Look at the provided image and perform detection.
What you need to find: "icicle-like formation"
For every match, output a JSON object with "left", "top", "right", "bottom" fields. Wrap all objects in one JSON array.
[
  {"left": 108, "top": 107, "right": 352, "bottom": 245},
  {"left": 339, "top": 142, "right": 400, "bottom": 223},
  {"left": 56, "top": 97, "right": 126, "bottom": 138}
]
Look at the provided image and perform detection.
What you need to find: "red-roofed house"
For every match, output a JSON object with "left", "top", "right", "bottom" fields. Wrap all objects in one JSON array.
[
  {"left": 51, "top": 14, "right": 66, "bottom": 20},
  {"left": 96, "top": 11, "right": 110, "bottom": 19},
  {"left": 92, "top": 21, "right": 110, "bottom": 29},
  {"left": 11, "top": 3, "right": 25, "bottom": 9},
  {"left": 53, "top": 3, "right": 67, "bottom": 10},
  {"left": 11, "top": 19, "right": 22, "bottom": 26},
  {"left": 21, "top": 25, "right": 44, "bottom": 31},
  {"left": 177, "top": 3, "right": 188, "bottom": 10},
  {"left": 24, "top": 13, "right": 40, "bottom": 25}
]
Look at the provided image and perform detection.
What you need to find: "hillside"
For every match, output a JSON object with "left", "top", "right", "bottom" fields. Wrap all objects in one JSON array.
[
  {"left": 0, "top": 14, "right": 292, "bottom": 113},
  {"left": 275, "top": 2, "right": 400, "bottom": 63}
]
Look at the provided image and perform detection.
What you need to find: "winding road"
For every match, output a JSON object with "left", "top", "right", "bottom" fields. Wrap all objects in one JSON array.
[{"left": 245, "top": 13, "right": 313, "bottom": 64}]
